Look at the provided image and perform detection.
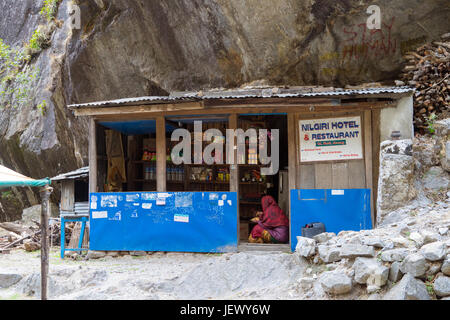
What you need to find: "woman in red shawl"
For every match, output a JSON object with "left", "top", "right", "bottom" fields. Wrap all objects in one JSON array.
[{"left": 248, "top": 195, "right": 289, "bottom": 244}]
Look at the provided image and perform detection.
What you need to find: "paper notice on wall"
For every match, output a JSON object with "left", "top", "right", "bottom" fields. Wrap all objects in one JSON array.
[
  {"left": 90, "top": 201, "right": 97, "bottom": 210},
  {"left": 174, "top": 214, "right": 189, "bottom": 223},
  {"left": 156, "top": 197, "right": 166, "bottom": 206},
  {"left": 299, "top": 116, "right": 363, "bottom": 162},
  {"left": 218, "top": 200, "right": 224, "bottom": 206},
  {"left": 92, "top": 211, "right": 108, "bottom": 219},
  {"left": 142, "top": 203, "right": 152, "bottom": 209},
  {"left": 331, "top": 190, "right": 345, "bottom": 195}
]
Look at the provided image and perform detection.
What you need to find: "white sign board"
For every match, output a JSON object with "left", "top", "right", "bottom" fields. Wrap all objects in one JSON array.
[{"left": 299, "top": 116, "right": 363, "bottom": 162}]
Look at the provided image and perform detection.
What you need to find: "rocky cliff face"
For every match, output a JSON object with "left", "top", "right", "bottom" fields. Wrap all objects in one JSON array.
[{"left": 0, "top": 0, "right": 449, "bottom": 220}]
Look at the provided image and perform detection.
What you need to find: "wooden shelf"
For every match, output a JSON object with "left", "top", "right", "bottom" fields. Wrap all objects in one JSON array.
[
  {"left": 189, "top": 180, "right": 229, "bottom": 184},
  {"left": 239, "top": 181, "right": 266, "bottom": 185},
  {"left": 239, "top": 201, "right": 260, "bottom": 205}
]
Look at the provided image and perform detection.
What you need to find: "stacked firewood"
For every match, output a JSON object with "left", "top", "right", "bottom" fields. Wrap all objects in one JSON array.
[
  {"left": 401, "top": 33, "right": 450, "bottom": 132},
  {"left": 0, "top": 219, "right": 73, "bottom": 253}
]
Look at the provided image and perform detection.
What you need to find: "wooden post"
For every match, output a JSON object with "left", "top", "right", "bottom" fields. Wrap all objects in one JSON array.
[
  {"left": 89, "top": 118, "right": 97, "bottom": 194},
  {"left": 156, "top": 116, "right": 167, "bottom": 192},
  {"left": 364, "top": 110, "right": 374, "bottom": 228},
  {"left": 40, "top": 185, "right": 53, "bottom": 300},
  {"left": 287, "top": 113, "right": 297, "bottom": 247},
  {"left": 228, "top": 114, "right": 239, "bottom": 244}
]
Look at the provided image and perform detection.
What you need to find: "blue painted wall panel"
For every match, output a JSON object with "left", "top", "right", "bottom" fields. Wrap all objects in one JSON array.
[
  {"left": 89, "top": 192, "right": 238, "bottom": 253},
  {"left": 290, "top": 189, "right": 372, "bottom": 251}
]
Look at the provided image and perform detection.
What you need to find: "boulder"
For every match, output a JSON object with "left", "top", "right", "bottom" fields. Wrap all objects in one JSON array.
[
  {"left": 0, "top": 273, "right": 22, "bottom": 288},
  {"left": 319, "top": 271, "right": 352, "bottom": 295},
  {"left": 362, "top": 237, "right": 385, "bottom": 248},
  {"left": 420, "top": 230, "right": 440, "bottom": 245},
  {"left": 295, "top": 236, "right": 317, "bottom": 258},
  {"left": 389, "top": 261, "right": 404, "bottom": 282},
  {"left": 383, "top": 274, "right": 430, "bottom": 300},
  {"left": 433, "top": 275, "right": 450, "bottom": 297},
  {"left": 420, "top": 241, "right": 446, "bottom": 261},
  {"left": 86, "top": 250, "right": 107, "bottom": 260},
  {"left": 422, "top": 166, "right": 450, "bottom": 191},
  {"left": 298, "top": 277, "right": 315, "bottom": 290},
  {"left": 353, "top": 258, "right": 389, "bottom": 290},
  {"left": 442, "top": 258, "right": 450, "bottom": 276},
  {"left": 400, "top": 253, "right": 428, "bottom": 278},
  {"left": 409, "top": 232, "right": 424, "bottom": 248},
  {"left": 313, "top": 232, "right": 336, "bottom": 244},
  {"left": 377, "top": 142, "right": 417, "bottom": 222},
  {"left": 317, "top": 245, "right": 341, "bottom": 263},
  {"left": 339, "top": 244, "right": 375, "bottom": 258}
]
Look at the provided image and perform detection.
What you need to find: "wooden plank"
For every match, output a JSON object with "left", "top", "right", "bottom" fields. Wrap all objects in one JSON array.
[
  {"left": 348, "top": 160, "right": 366, "bottom": 188},
  {"left": 287, "top": 114, "right": 297, "bottom": 191},
  {"left": 331, "top": 162, "right": 349, "bottom": 189},
  {"left": 299, "top": 164, "right": 315, "bottom": 189},
  {"left": 156, "top": 116, "right": 167, "bottom": 192},
  {"left": 371, "top": 109, "right": 381, "bottom": 227},
  {"left": 294, "top": 114, "right": 302, "bottom": 189},
  {"left": 78, "top": 101, "right": 393, "bottom": 118},
  {"left": 88, "top": 118, "right": 97, "bottom": 194},
  {"left": 314, "top": 163, "right": 332, "bottom": 189},
  {"left": 364, "top": 110, "right": 374, "bottom": 227},
  {"left": 60, "top": 180, "right": 75, "bottom": 212}
]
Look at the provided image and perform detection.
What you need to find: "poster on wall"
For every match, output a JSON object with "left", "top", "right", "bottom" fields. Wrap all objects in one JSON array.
[{"left": 299, "top": 116, "right": 363, "bottom": 162}]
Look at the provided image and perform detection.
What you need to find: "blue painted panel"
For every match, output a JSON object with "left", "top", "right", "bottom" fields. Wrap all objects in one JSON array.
[
  {"left": 99, "top": 120, "right": 176, "bottom": 135},
  {"left": 89, "top": 192, "right": 238, "bottom": 253},
  {"left": 290, "top": 189, "right": 372, "bottom": 251}
]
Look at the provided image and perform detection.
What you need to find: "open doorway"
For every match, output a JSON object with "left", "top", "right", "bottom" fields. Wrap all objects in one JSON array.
[{"left": 237, "top": 114, "right": 289, "bottom": 246}]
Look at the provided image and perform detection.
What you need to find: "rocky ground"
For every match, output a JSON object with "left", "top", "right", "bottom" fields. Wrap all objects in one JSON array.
[{"left": 0, "top": 190, "right": 448, "bottom": 300}]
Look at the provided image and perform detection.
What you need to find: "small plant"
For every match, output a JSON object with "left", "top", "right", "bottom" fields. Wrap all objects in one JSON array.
[
  {"left": 425, "top": 113, "right": 437, "bottom": 135},
  {"left": 40, "top": 0, "right": 61, "bottom": 22},
  {"left": 27, "top": 28, "right": 47, "bottom": 52},
  {"left": 37, "top": 100, "right": 47, "bottom": 115}
]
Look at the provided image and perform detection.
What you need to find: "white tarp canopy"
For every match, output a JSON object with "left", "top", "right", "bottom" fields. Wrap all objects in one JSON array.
[{"left": 0, "top": 164, "right": 51, "bottom": 188}]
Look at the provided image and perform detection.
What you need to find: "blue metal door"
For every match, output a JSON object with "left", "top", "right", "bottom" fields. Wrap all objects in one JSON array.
[
  {"left": 290, "top": 189, "right": 371, "bottom": 251},
  {"left": 89, "top": 191, "right": 238, "bottom": 253}
]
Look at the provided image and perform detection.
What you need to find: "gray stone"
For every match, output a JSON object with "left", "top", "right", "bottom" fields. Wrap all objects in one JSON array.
[
  {"left": 353, "top": 257, "right": 389, "bottom": 290},
  {"left": 442, "top": 258, "right": 450, "bottom": 276},
  {"left": 420, "top": 241, "right": 446, "bottom": 261},
  {"left": 426, "top": 261, "right": 443, "bottom": 277},
  {"left": 319, "top": 271, "right": 352, "bottom": 295},
  {"left": 383, "top": 274, "right": 430, "bottom": 300},
  {"left": 298, "top": 277, "right": 315, "bottom": 290},
  {"left": 130, "top": 251, "right": 147, "bottom": 256},
  {"left": 312, "top": 232, "right": 336, "bottom": 244},
  {"left": 423, "top": 166, "right": 450, "bottom": 191},
  {"left": 339, "top": 244, "right": 375, "bottom": 258},
  {"left": 409, "top": 232, "right": 424, "bottom": 248},
  {"left": 0, "top": 273, "right": 22, "bottom": 288},
  {"left": 433, "top": 275, "right": 450, "bottom": 297},
  {"left": 380, "top": 248, "right": 410, "bottom": 262},
  {"left": 389, "top": 262, "right": 404, "bottom": 282},
  {"left": 420, "top": 230, "right": 439, "bottom": 245},
  {"left": 295, "top": 236, "right": 317, "bottom": 258},
  {"left": 400, "top": 253, "right": 428, "bottom": 278},
  {"left": 318, "top": 245, "right": 341, "bottom": 263},
  {"left": 391, "top": 237, "right": 411, "bottom": 248},
  {"left": 377, "top": 150, "right": 417, "bottom": 223},
  {"left": 86, "top": 250, "right": 107, "bottom": 260},
  {"left": 439, "top": 227, "right": 448, "bottom": 235},
  {"left": 362, "top": 237, "right": 385, "bottom": 248}
]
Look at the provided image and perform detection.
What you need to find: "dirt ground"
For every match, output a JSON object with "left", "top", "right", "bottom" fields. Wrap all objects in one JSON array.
[{"left": 0, "top": 248, "right": 305, "bottom": 300}]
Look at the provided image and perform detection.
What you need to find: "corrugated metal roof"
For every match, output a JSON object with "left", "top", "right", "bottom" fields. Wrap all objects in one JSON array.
[
  {"left": 51, "top": 167, "right": 89, "bottom": 181},
  {"left": 68, "top": 86, "right": 414, "bottom": 109}
]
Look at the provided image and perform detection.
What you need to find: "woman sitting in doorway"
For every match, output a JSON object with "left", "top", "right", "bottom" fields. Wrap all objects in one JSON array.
[{"left": 248, "top": 195, "right": 289, "bottom": 244}]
